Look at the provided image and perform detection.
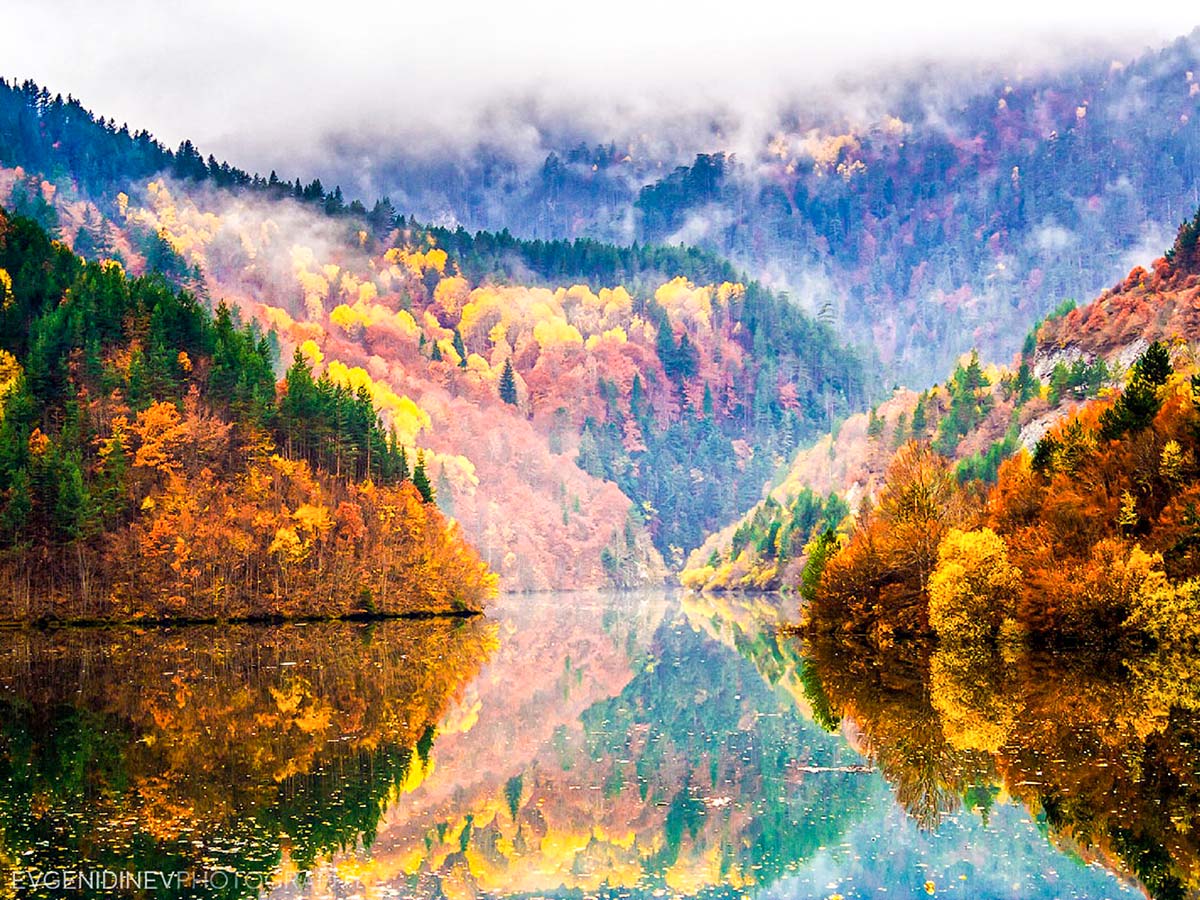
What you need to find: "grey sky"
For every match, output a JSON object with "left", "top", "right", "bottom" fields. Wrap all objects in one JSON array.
[{"left": 3, "top": 0, "right": 1198, "bottom": 175}]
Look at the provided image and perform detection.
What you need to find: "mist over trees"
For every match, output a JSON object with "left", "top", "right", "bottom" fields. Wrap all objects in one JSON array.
[{"left": 323, "top": 34, "right": 1200, "bottom": 384}]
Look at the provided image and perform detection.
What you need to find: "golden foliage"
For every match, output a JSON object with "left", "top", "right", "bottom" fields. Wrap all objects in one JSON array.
[
  {"left": 0, "top": 348, "right": 21, "bottom": 420},
  {"left": 27, "top": 427, "right": 50, "bottom": 457},
  {"left": 130, "top": 400, "right": 189, "bottom": 477},
  {"left": 928, "top": 528, "right": 1020, "bottom": 645},
  {"left": 811, "top": 354, "right": 1200, "bottom": 647},
  {"left": 808, "top": 443, "right": 971, "bottom": 640},
  {"left": 325, "top": 361, "right": 430, "bottom": 445}
]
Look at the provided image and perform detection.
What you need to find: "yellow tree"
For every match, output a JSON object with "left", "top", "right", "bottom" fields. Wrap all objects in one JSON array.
[{"left": 928, "top": 527, "right": 1021, "bottom": 645}]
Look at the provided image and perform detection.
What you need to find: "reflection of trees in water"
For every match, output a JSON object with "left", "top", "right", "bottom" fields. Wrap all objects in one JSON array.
[
  {"left": 804, "top": 633, "right": 1200, "bottom": 897},
  {"left": 0, "top": 619, "right": 496, "bottom": 896},
  {"left": 578, "top": 612, "right": 875, "bottom": 891},
  {"left": 382, "top": 595, "right": 879, "bottom": 900},
  {"left": 803, "top": 637, "right": 992, "bottom": 831}
]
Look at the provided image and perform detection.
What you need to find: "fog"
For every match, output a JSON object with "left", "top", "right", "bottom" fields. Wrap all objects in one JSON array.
[{"left": 3, "top": 0, "right": 1197, "bottom": 184}]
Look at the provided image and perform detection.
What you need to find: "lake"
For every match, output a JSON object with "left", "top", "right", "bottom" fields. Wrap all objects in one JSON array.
[{"left": 0, "top": 591, "right": 1194, "bottom": 898}]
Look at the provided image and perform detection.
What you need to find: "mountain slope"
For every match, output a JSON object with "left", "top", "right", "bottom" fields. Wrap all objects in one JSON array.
[
  {"left": 687, "top": 207, "right": 1200, "bottom": 595},
  {"left": 0, "top": 82, "right": 871, "bottom": 589},
  {"left": 794, "top": 211, "right": 1200, "bottom": 646},
  {"left": 0, "top": 208, "right": 495, "bottom": 621},
  {"left": 337, "top": 32, "right": 1200, "bottom": 384}
]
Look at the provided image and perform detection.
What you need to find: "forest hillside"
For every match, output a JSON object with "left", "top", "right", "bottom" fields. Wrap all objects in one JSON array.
[
  {"left": 686, "top": 207, "right": 1200, "bottom": 597},
  {"left": 0, "top": 207, "right": 495, "bottom": 621},
  {"left": 0, "top": 79, "right": 869, "bottom": 589},
  {"left": 330, "top": 32, "right": 1200, "bottom": 383}
]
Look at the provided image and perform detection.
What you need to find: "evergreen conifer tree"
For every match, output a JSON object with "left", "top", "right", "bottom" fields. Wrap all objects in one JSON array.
[
  {"left": 499, "top": 358, "right": 518, "bottom": 405},
  {"left": 412, "top": 451, "right": 434, "bottom": 503}
]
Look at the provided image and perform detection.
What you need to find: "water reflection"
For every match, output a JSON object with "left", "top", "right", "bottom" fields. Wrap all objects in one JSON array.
[
  {"left": 0, "top": 618, "right": 496, "bottom": 898},
  {"left": 0, "top": 593, "right": 1189, "bottom": 898},
  {"left": 805, "top": 635, "right": 1200, "bottom": 899}
]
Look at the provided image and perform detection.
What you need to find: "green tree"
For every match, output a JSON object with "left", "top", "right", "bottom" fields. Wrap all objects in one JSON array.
[
  {"left": 72, "top": 225, "right": 98, "bottom": 261},
  {"left": 1013, "top": 361, "right": 1039, "bottom": 405},
  {"left": 499, "top": 358, "right": 518, "bottom": 406},
  {"left": 452, "top": 328, "right": 467, "bottom": 368},
  {"left": 867, "top": 408, "right": 884, "bottom": 440},
  {"left": 0, "top": 467, "right": 31, "bottom": 543},
  {"left": 412, "top": 451, "right": 434, "bottom": 503},
  {"left": 576, "top": 426, "right": 604, "bottom": 479},
  {"left": 800, "top": 529, "right": 839, "bottom": 603},
  {"left": 1099, "top": 341, "right": 1172, "bottom": 441},
  {"left": 911, "top": 394, "right": 928, "bottom": 439}
]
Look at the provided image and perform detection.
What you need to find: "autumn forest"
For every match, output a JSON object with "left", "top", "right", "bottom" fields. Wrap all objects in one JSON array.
[{"left": 3, "top": 11, "right": 1200, "bottom": 900}]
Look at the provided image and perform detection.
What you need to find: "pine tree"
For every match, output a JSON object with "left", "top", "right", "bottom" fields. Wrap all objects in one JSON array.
[
  {"left": 655, "top": 315, "right": 677, "bottom": 372},
  {"left": 576, "top": 427, "right": 604, "bottom": 478},
  {"left": 891, "top": 411, "right": 909, "bottom": 449},
  {"left": 452, "top": 328, "right": 468, "bottom": 368},
  {"left": 499, "top": 358, "right": 518, "bottom": 405},
  {"left": 911, "top": 394, "right": 928, "bottom": 438},
  {"left": 629, "top": 373, "right": 647, "bottom": 421},
  {"left": 49, "top": 450, "right": 89, "bottom": 541},
  {"left": 412, "top": 451, "right": 434, "bottom": 503},
  {"left": 1099, "top": 341, "right": 1172, "bottom": 440},
  {"left": 73, "top": 225, "right": 98, "bottom": 261},
  {"left": 398, "top": 444, "right": 410, "bottom": 482},
  {"left": 0, "top": 467, "right": 32, "bottom": 543},
  {"left": 867, "top": 408, "right": 884, "bottom": 439},
  {"left": 675, "top": 332, "right": 698, "bottom": 380},
  {"left": 1137, "top": 340, "right": 1172, "bottom": 387},
  {"left": 1014, "top": 362, "right": 1039, "bottom": 405}
]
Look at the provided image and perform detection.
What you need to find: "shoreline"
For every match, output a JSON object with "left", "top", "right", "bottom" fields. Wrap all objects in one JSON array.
[{"left": 0, "top": 606, "right": 484, "bottom": 631}]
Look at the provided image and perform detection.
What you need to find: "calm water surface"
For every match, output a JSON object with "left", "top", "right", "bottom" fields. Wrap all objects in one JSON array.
[{"left": 0, "top": 591, "right": 1194, "bottom": 898}]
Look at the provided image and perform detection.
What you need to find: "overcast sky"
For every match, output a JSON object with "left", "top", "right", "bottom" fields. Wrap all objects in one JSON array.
[{"left": 3, "top": 1, "right": 1199, "bottom": 174}]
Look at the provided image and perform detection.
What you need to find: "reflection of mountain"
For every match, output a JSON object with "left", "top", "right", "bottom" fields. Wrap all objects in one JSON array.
[
  {"left": 313, "top": 591, "right": 873, "bottom": 898},
  {"left": 576, "top": 602, "right": 871, "bottom": 893},
  {"left": 679, "top": 591, "right": 826, "bottom": 725},
  {"left": 1, "top": 595, "right": 1165, "bottom": 899},
  {"left": 0, "top": 619, "right": 496, "bottom": 897},
  {"left": 807, "top": 635, "right": 1200, "bottom": 898}
]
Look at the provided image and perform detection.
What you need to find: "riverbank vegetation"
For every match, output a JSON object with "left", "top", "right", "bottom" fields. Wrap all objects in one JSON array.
[
  {"left": 804, "top": 337, "right": 1200, "bottom": 648},
  {"left": 0, "top": 208, "right": 495, "bottom": 622}
]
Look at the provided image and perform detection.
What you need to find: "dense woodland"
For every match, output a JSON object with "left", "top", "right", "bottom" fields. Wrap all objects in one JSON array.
[
  {"left": 6, "top": 19, "right": 1200, "bottom": 900},
  {"left": 394, "top": 221, "right": 868, "bottom": 559},
  {"left": 345, "top": 33, "right": 1200, "bottom": 383},
  {"left": 0, "top": 78, "right": 371, "bottom": 217},
  {"left": 689, "top": 209, "right": 1200, "bottom": 600},
  {"left": 9, "top": 41, "right": 1200, "bottom": 611},
  {"left": 0, "top": 78, "right": 871, "bottom": 587},
  {"left": 0, "top": 208, "right": 495, "bottom": 621},
  {"left": 805, "top": 302, "right": 1200, "bottom": 648}
]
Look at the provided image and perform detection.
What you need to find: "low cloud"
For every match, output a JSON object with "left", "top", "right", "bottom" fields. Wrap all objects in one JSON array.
[
  {"left": 3, "top": 0, "right": 1196, "bottom": 191},
  {"left": 1034, "top": 223, "right": 1079, "bottom": 253}
]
